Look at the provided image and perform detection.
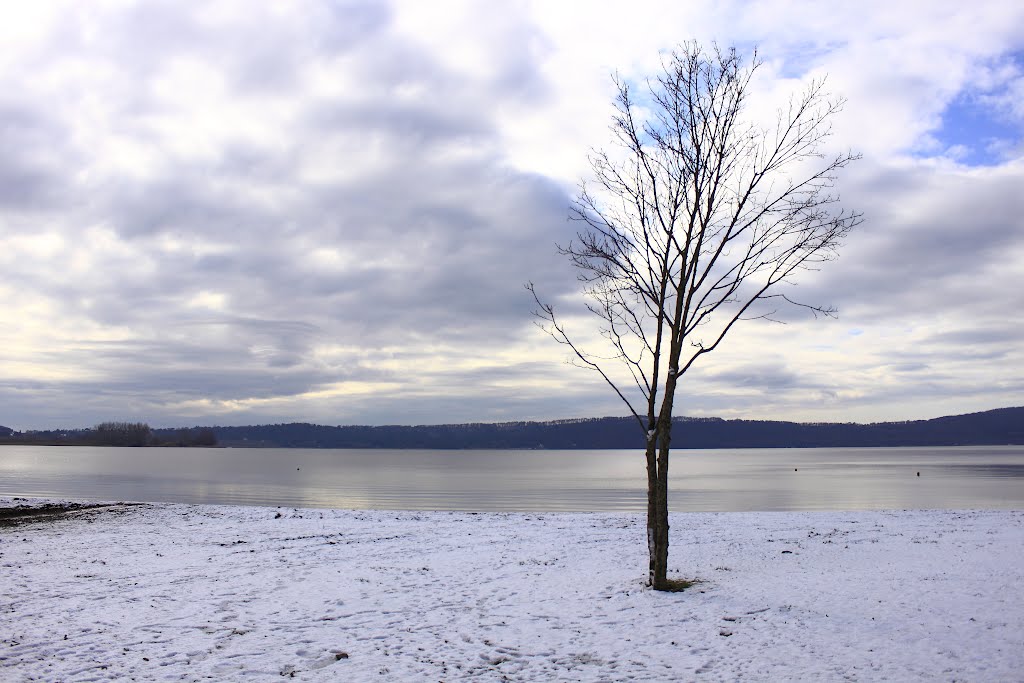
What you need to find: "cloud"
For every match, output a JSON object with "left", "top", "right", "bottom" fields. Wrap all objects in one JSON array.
[
  {"left": 0, "top": 100, "right": 76, "bottom": 211},
  {"left": 0, "top": 1, "right": 584, "bottom": 428},
  {"left": 1, "top": 0, "right": 1022, "bottom": 428},
  {"left": 804, "top": 159, "right": 1024, "bottom": 322}
]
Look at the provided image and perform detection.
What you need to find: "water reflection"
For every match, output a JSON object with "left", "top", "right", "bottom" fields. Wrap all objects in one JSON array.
[{"left": 1, "top": 445, "right": 1022, "bottom": 512}]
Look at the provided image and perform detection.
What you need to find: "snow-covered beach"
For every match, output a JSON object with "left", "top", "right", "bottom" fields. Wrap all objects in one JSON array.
[{"left": 2, "top": 500, "right": 1021, "bottom": 682}]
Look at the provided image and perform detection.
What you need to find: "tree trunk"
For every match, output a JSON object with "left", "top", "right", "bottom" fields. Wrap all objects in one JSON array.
[
  {"left": 645, "top": 439, "right": 660, "bottom": 586},
  {"left": 648, "top": 425, "right": 672, "bottom": 589},
  {"left": 646, "top": 357, "right": 680, "bottom": 591}
]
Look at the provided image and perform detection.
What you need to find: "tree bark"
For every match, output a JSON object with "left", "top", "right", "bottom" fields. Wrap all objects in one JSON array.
[
  {"left": 648, "top": 414, "right": 674, "bottom": 589},
  {"left": 645, "top": 439, "right": 659, "bottom": 585},
  {"left": 651, "top": 435, "right": 671, "bottom": 588},
  {"left": 649, "top": 373, "right": 677, "bottom": 590}
]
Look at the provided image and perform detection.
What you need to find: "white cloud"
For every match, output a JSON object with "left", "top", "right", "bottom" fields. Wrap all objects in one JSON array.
[{"left": 1, "top": 0, "right": 1022, "bottom": 429}]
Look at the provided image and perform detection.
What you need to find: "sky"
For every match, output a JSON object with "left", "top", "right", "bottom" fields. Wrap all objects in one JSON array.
[{"left": 1, "top": 0, "right": 1023, "bottom": 430}]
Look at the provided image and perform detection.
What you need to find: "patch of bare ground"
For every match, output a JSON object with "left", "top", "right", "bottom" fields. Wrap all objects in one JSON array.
[{"left": 0, "top": 501, "right": 147, "bottom": 528}]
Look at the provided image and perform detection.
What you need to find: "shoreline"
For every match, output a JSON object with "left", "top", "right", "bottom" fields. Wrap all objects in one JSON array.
[
  {"left": 1, "top": 500, "right": 1022, "bottom": 681},
  {"left": 0, "top": 500, "right": 147, "bottom": 527}
]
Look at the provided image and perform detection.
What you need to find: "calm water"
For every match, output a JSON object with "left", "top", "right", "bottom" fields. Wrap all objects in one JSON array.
[{"left": 1, "top": 445, "right": 1022, "bottom": 512}]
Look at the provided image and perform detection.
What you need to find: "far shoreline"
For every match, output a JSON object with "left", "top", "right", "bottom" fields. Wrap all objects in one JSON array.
[{"left": 3, "top": 406, "right": 1022, "bottom": 449}]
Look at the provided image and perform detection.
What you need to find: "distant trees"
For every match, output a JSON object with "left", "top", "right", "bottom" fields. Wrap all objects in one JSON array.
[
  {"left": 531, "top": 42, "right": 860, "bottom": 589},
  {"left": 93, "top": 422, "right": 153, "bottom": 447},
  {"left": 88, "top": 423, "right": 218, "bottom": 446},
  {"left": 111, "top": 410, "right": 1024, "bottom": 449},
  {"left": 0, "top": 423, "right": 222, "bottom": 445},
  {"left": 192, "top": 428, "right": 217, "bottom": 447},
  {"left": 0, "top": 423, "right": 219, "bottom": 446},
  {"left": 163, "top": 427, "right": 218, "bottom": 447}
]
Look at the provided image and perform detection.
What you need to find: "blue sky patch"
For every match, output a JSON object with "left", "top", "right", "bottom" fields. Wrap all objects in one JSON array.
[{"left": 929, "top": 52, "right": 1023, "bottom": 166}]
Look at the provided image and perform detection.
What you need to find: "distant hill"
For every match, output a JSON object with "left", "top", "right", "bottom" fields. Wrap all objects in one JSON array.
[
  {"left": 206, "top": 407, "right": 1024, "bottom": 449},
  {"left": 4, "top": 407, "right": 1020, "bottom": 449}
]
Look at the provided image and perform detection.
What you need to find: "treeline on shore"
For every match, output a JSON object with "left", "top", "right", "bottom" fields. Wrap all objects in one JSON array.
[
  {"left": 0, "top": 422, "right": 217, "bottom": 447},
  {"left": 211, "top": 407, "right": 1024, "bottom": 448},
  {"left": 3, "top": 407, "right": 1019, "bottom": 449}
]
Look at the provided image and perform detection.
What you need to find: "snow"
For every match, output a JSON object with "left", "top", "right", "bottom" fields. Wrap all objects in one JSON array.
[{"left": 1, "top": 499, "right": 1022, "bottom": 682}]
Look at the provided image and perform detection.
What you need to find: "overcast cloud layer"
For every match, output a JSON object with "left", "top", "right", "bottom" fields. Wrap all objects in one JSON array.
[{"left": 1, "top": 0, "right": 1022, "bottom": 429}]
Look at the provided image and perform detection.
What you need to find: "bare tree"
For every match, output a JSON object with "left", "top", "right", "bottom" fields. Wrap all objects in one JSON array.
[{"left": 529, "top": 42, "right": 861, "bottom": 591}]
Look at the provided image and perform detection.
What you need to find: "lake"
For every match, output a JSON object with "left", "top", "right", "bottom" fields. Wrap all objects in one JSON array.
[{"left": 1, "top": 445, "right": 1022, "bottom": 512}]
